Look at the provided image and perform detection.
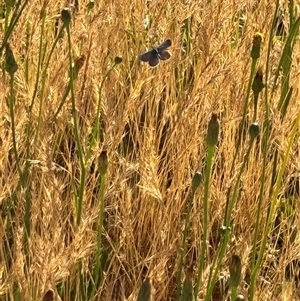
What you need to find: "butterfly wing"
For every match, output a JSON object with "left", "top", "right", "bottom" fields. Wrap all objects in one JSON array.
[
  {"left": 139, "top": 39, "right": 171, "bottom": 66},
  {"left": 158, "top": 50, "right": 171, "bottom": 60},
  {"left": 138, "top": 50, "right": 153, "bottom": 62},
  {"left": 148, "top": 52, "right": 160, "bottom": 67},
  {"left": 156, "top": 39, "right": 172, "bottom": 51}
]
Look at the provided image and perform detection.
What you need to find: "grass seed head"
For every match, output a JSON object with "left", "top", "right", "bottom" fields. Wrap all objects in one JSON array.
[
  {"left": 252, "top": 66, "right": 264, "bottom": 96},
  {"left": 86, "top": 0, "right": 95, "bottom": 10},
  {"left": 229, "top": 254, "right": 242, "bottom": 287},
  {"left": 61, "top": 8, "right": 71, "bottom": 26},
  {"left": 73, "top": 55, "right": 86, "bottom": 79},
  {"left": 137, "top": 278, "right": 151, "bottom": 301},
  {"left": 5, "top": 43, "right": 18, "bottom": 76},
  {"left": 206, "top": 112, "right": 220, "bottom": 147},
  {"left": 114, "top": 56, "right": 123, "bottom": 65},
  {"left": 249, "top": 122, "right": 260, "bottom": 139},
  {"left": 99, "top": 150, "right": 108, "bottom": 175},
  {"left": 191, "top": 171, "right": 202, "bottom": 192},
  {"left": 251, "top": 32, "right": 263, "bottom": 60},
  {"left": 75, "top": 55, "right": 86, "bottom": 70}
]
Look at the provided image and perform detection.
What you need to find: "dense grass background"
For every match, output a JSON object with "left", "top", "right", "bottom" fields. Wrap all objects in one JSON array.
[{"left": 0, "top": 0, "right": 300, "bottom": 300}]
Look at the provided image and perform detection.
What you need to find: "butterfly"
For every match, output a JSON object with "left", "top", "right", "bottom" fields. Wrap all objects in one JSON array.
[{"left": 138, "top": 39, "right": 172, "bottom": 67}]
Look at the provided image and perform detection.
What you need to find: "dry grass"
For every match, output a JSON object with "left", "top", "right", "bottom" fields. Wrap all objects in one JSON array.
[{"left": 0, "top": 0, "right": 300, "bottom": 300}]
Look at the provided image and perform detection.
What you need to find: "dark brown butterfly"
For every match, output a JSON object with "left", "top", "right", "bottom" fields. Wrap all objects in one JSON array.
[{"left": 139, "top": 39, "right": 172, "bottom": 67}]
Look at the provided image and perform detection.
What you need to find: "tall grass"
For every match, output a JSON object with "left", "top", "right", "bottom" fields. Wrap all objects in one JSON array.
[{"left": 0, "top": 0, "right": 300, "bottom": 300}]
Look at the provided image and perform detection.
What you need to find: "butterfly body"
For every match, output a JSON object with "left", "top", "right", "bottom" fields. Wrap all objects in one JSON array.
[{"left": 139, "top": 39, "right": 172, "bottom": 67}]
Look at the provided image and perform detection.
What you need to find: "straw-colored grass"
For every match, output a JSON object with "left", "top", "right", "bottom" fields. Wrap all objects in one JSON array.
[{"left": 0, "top": 0, "right": 300, "bottom": 300}]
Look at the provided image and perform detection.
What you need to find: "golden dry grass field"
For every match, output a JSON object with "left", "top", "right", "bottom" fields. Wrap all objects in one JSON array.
[{"left": 0, "top": 0, "right": 300, "bottom": 300}]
